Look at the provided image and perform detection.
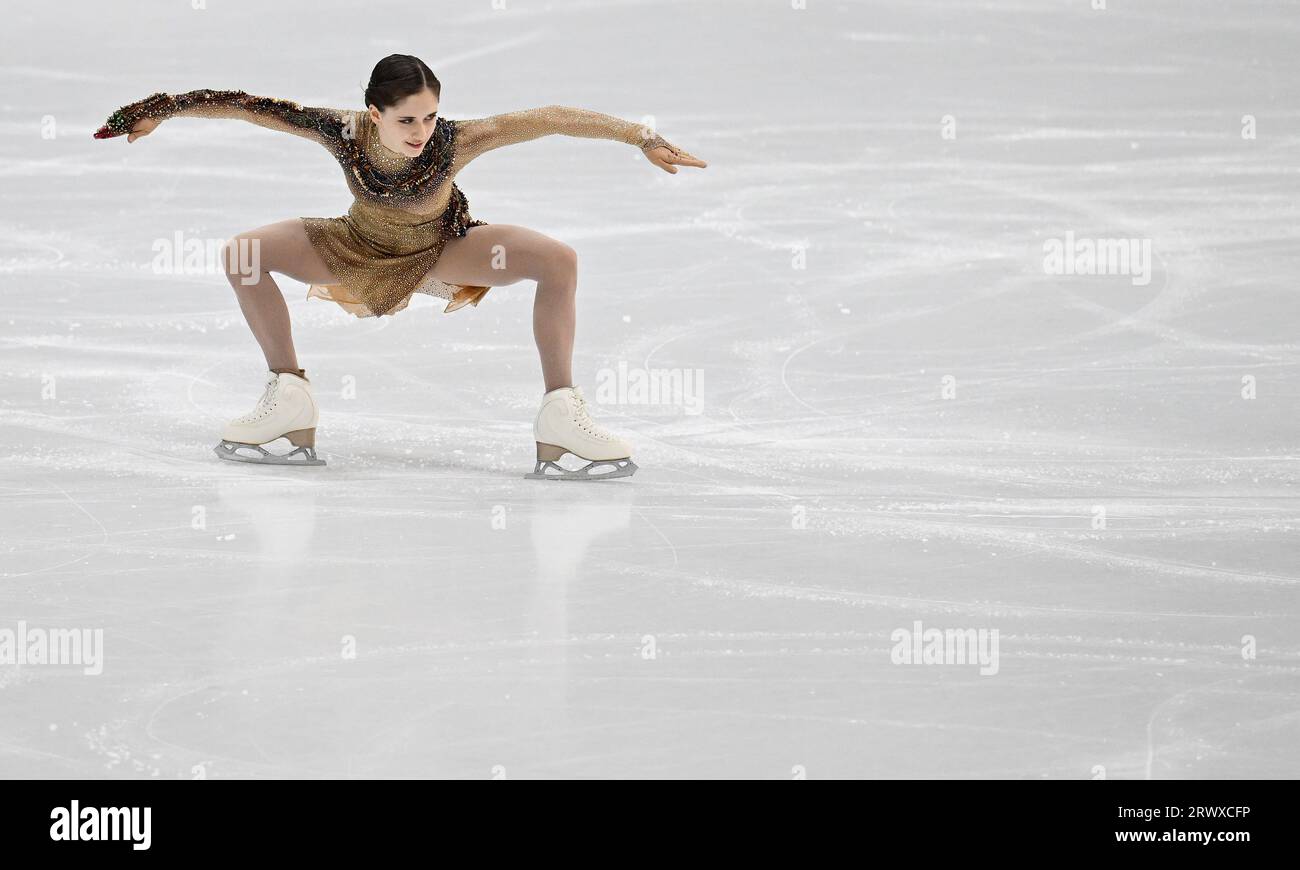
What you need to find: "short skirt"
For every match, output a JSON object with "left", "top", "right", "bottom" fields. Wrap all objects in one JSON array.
[{"left": 301, "top": 185, "right": 490, "bottom": 318}]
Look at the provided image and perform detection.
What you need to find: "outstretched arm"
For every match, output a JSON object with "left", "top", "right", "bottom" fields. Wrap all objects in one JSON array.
[
  {"left": 452, "top": 105, "right": 706, "bottom": 173},
  {"left": 94, "top": 90, "right": 353, "bottom": 149}
]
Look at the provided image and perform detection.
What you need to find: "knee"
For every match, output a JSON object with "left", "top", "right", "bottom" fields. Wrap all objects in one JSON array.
[{"left": 539, "top": 243, "right": 578, "bottom": 286}]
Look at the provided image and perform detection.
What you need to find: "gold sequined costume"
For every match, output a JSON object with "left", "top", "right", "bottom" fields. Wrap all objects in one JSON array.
[{"left": 95, "top": 90, "right": 685, "bottom": 317}]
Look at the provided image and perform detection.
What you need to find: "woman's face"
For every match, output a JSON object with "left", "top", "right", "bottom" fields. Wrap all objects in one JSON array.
[{"left": 369, "top": 89, "right": 440, "bottom": 157}]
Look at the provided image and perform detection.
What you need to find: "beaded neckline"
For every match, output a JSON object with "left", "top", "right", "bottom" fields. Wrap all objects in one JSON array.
[{"left": 344, "top": 113, "right": 456, "bottom": 200}]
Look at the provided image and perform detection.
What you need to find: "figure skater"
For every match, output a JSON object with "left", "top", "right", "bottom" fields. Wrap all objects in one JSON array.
[{"left": 94, "top": 54, "right": 706, "bottom": 479}]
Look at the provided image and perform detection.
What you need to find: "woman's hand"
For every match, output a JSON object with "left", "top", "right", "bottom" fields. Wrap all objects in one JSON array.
[
  {"left": 93, "top": 92, "right": 173, "bottom": 140},
  {"left": 95, "top": 115, "right": 159, "bottom": 141},
  {"left": 124, "top": 117, "right": 160, "bottom": 142},
  {"left": 641, "top": 133, "right": 707, "bottom": 174}
]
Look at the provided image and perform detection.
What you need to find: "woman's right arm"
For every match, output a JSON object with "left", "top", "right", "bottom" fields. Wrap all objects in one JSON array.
[{"left": 94, "top": 89, "right": 355, "bottom": 148}]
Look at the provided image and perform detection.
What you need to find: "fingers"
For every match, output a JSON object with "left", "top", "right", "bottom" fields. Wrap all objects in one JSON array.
[
  {"left": 94, "top": 125, "right": 140, "bottom": 142},
  {"left": 94, "top": 123, "right": 132, "bottom": 140},
  {"left": 654, "top": 145, "right": 707, "bottom": 170},
  {"left": 650, "top": 152, "right": 678, "bottom": 174},
  {"left": 671, "top": 146, "right": 707, "bottom": 168}
]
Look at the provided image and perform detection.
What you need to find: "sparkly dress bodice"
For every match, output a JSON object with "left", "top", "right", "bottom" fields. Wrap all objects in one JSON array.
[{"left": 339, "top": 111, "right": 464, "bottom": 218}]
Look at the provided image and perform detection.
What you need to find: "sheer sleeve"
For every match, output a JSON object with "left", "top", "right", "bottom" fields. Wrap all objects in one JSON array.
[
  {"left": 452, "top": 105, "right": 681, "bottom": 168},
  {"left": 94, "top": 89, "right": 353, "bottom": 149}
]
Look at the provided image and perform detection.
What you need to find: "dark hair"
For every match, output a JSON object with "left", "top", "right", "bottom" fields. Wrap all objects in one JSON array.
[{"left": 364, "top": 54, "right": 440, "bottom": 111}]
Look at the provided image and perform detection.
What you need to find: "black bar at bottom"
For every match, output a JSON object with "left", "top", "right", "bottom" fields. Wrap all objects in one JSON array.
[{"left": 0, "top": 779, "right": 1286, "bottom": 857}]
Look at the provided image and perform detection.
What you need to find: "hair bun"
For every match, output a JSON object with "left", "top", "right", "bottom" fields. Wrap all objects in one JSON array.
[{"left": 363, "top": 55, "right": 441, "bottom": 111}]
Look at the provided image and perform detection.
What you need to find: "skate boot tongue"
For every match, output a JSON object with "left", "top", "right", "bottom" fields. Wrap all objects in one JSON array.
[
  {"left": 234, "top": 374, "right": 281, "bottom": 425},
  {"left": 568, "top": 389, "right": 613, "bottom": 442},
  {"left": 569, "top": 386, "right": 593, "bottom": 414}
]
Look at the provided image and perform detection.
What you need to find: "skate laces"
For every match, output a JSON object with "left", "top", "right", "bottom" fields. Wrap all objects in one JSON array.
[
  {"left": 234, "top": 373, "right": 281, "bottom": 424},
  {"left": 569, "top": 386, "right": 614, "bottom": 441}
]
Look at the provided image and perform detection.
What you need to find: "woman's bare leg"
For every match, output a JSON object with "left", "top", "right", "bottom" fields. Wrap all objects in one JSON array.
[
  {"left": 427, "top": 224, "right": 579, "bottom": 392},
  {"left": 222, "top": 219, "right": 337, "bottom": 372}
]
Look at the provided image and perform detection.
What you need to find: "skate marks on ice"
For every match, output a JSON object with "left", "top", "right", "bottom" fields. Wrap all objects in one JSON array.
[
  {"left": 0, "top": 483, "right": 110, "bottom": 582},
  {"left": 8, "top": 486, "right": 643, "bottom": 778},
  {"left": 5, "top": 473, "right": 1289, "bottom": 778}
]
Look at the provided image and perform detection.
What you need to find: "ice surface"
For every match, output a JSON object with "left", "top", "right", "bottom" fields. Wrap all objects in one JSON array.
[{"left": 1, "top": 0, "right": 1297, "bottom": 779}]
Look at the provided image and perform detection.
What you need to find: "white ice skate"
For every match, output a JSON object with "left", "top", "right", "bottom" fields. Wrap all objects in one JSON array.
[
  {"left": 525, "top": 385, "right": 638, "bottom": 481},
  {"left": 213, "top": 371, "right": 325, "bottom": 466}
]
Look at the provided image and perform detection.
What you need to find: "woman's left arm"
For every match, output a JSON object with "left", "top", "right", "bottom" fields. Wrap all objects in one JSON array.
[{"left": 452, "top": 105, "right": 706, "bottom": 173}]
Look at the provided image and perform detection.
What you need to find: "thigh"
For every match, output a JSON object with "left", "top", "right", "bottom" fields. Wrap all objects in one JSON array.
[
  {"left": 427, "top": 224, "right": 573, "bottom": 287},
  {"left": 228, "top": 219, "right": 338, "bottom": 285}
]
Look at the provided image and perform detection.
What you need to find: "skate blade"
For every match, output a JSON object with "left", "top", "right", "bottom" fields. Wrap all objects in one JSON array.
[
  {"left": 213, "top": 439, "right": 326, "bottom": 467},
  {"left": 524, "top": 457, "right": 637, "bottom": 481}
]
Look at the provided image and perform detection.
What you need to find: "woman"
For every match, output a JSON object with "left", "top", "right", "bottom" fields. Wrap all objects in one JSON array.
[{"left": 94, "top": 54, "right": 706, "bottom": 480}]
